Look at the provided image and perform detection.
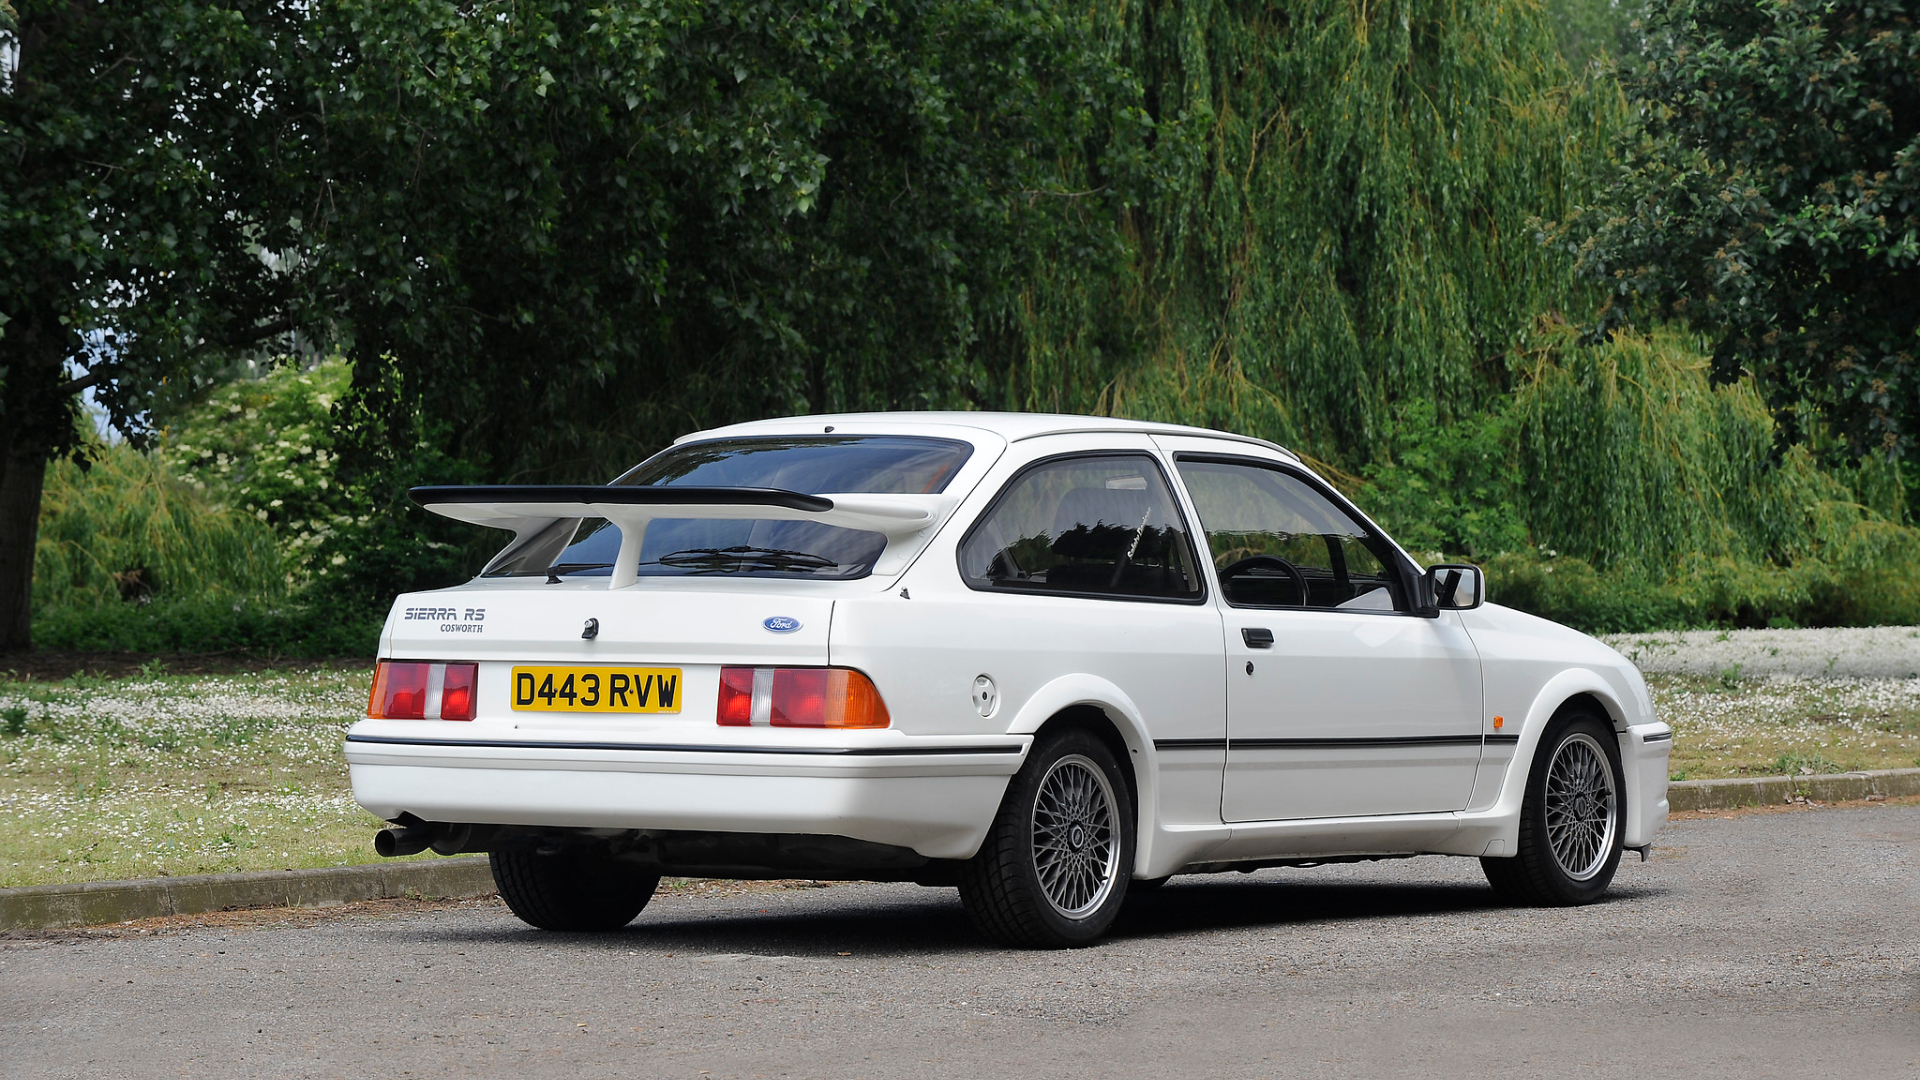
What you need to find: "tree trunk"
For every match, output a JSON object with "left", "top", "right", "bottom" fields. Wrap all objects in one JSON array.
[
  {"left": 0, "top": 315, "right": 71, "bottom": 652},
  {"left": 0, "top": 428, "right": 50, "bottom": 651}
]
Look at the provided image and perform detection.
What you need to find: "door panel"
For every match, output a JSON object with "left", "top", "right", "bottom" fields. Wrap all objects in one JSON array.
[
  {"left": 1222, "top": 609, "right": 1482, "bottom": 820},
  {"left": 1162, "top": 449, "right": 1484, "bottom": 822}
]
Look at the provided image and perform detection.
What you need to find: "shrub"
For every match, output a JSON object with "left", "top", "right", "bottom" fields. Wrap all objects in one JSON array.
[
  {"left": 158, "top": 358, "right": 358, "bottom": 579},
  {"left": 1482, "top": 545, "right": 1920, "bottom": 634},
  {"left": 31, "top": 595, "right": 380, "bottom": 657},
  {"left": 34, "top": 446, "right": 286, "bottom": 611}
]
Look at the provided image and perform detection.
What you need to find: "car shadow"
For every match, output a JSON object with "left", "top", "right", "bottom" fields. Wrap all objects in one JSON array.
[
  {"left": 1110, "top": 877, "right": 1661, "bottom": 939},
  {"left": 384, "top": 873, "right": 1667, "bottom": 957}
]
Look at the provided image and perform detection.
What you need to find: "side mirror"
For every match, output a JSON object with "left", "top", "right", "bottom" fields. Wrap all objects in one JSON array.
[{"left": 1425, "top": 563, "right": 1485, "bottom": 610}]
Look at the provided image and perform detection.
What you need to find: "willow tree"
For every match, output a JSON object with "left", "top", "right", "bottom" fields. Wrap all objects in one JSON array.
[{"left": 1006, "top": 0, "right": 1621, "bottom": 470}]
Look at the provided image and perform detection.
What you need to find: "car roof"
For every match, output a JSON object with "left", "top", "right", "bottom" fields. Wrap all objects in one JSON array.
[{"left": 681, "top": 411, "right": 1298, "bottom": 460}]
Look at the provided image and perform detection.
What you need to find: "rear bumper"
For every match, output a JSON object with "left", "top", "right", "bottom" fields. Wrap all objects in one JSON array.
[{"left": 344, "top": 733, "right": 1028, "bottom": 861}]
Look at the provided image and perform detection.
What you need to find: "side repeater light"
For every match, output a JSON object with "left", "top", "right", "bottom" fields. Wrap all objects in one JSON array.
[
  {"left": 369, "top": 661, "right": 478, "bottom": 721},
  {"left": 716, "top": 667, "right": 890, "bottom": 729}
]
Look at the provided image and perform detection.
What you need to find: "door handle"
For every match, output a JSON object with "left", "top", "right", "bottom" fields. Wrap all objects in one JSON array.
[{"left": 1241, "top": 627, "right": 1274, "bottom": 649}]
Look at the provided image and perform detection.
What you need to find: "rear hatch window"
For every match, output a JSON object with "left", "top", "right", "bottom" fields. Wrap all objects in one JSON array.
[{"left": 486, "top": 436, "right": 973, "bottom": 580}]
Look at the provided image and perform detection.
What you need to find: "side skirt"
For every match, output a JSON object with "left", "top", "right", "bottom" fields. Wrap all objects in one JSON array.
[{"left": 1202, "top": 808, "right": 1517, "bottom": 863}]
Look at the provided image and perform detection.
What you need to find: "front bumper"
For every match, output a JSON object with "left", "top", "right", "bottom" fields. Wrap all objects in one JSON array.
[
  {"left": 344, "top": 732, "right": 1029, "bottom": 861},
  {"left": 1621, "top": 722, "right": 1672, "bottom": 848}
]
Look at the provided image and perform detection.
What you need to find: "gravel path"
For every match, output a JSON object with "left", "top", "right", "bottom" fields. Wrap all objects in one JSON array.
[
  {"left": 4, "top": 803, "right": 1915, "bottom": 1079},
  {"left": 1604, "top": 624, "right": 1920, "bottom": 678}
]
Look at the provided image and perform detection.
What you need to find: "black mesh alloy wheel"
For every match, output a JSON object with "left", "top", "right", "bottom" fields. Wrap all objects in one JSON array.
[
  {"left": 959, "top": 728, "right": 1136, "bottom": 948},
  {"left": 1482, "top": 711, "right": 1626, "bottom": 906}
]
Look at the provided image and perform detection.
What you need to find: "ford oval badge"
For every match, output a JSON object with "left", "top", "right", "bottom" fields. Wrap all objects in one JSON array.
[{"left": 763, "top": 616, "right": 803, "bottom": 634}]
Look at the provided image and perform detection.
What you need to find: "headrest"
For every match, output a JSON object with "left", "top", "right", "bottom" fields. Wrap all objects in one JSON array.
[{"left": 1051, "top": 488, "right": 1156, "bottom": 559}]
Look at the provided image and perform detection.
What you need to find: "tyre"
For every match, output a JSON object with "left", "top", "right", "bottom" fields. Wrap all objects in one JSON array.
[
  {"left": 1482, "top": 711, "right": 1625, "bottom": 906},
  {"left": 959, "top": 728, "right": 1136, "bottom": 948},
  {"left": 490, "top": 849, "right": 661, "bottom": 931}
]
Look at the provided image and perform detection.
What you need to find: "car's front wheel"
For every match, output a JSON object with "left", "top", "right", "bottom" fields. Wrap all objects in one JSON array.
[
  {"left": 490, "top": 849, "right": 661, "bottom": 931},
  {"left": 959, "top": 728, "right": 1136, "bottom": 948},
  {"left": 1482, "top": 711, "right": 1625, "bottom": 905}
]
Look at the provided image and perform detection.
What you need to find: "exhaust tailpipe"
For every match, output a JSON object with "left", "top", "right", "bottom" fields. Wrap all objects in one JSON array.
[{"left": 375, "top": 825, "right": 431, "bottom": 858}]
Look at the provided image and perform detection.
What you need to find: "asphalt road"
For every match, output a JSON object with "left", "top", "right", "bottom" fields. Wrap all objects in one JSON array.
[{"left": 4, "top": 804, "right": 1916, "bottom": 1080}]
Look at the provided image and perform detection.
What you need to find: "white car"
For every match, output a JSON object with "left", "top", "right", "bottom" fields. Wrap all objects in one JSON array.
[{"left": 347, "top": 412, "right": 1670, "bottom": 947}]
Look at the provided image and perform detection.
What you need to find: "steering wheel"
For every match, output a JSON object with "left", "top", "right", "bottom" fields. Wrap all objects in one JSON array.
[{"left": 1218, "top": 554, "right": 1308, "bottom": 606}]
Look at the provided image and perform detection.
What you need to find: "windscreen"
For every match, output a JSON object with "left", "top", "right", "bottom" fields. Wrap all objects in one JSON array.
[{"left": 485, "top": 435, "right": 973, "bottom": 580}]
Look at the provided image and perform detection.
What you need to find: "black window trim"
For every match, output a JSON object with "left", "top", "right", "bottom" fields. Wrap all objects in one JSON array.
[
  {"left": 957, "top": 449, "right": 1211, "bottom": 606},
  {"left": 1171, "top": 452, "right": 1426, "bottom": 618}
]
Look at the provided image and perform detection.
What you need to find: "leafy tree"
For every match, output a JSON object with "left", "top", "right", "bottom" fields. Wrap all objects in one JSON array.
[
  {"left": 0, "top": 0, "right": 310, "bottom": 648},
  {"left": 2, "top": 0, "right": 1143, "bottom": 639},
  {"left": 300, "top": 0, "right": 1141, "bottom": 485},
  {"left": 1552, "top": 0, "right": 1920, "bottom": 457},
  {"left": 274, "top": 0, "right": 1149, "bottom": 606},
  {"left": 1546, "top": 0, "right": 1648, "bottom": 69}
]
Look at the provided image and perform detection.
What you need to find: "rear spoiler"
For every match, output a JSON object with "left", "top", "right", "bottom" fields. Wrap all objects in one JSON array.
[{"left": 409, "top": 484, "right": 956, "bottom": 586}]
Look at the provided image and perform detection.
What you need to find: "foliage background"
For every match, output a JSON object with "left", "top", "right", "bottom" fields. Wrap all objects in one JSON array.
[{"left": 19, "top": 0, "right": 1920, "bottom": 653}]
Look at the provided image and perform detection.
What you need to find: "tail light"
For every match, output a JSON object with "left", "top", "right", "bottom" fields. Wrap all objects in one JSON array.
[
  {"left": 369, "top": 661, "right": 479, "bottom": 721},
  {"left": 716, "top": 667, "right": 890, "bottom": 729}
]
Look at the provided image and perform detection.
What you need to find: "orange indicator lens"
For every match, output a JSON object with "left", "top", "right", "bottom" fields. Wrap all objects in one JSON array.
[{"left": 715, "top": 667, "right": 890, "bottom": 729}]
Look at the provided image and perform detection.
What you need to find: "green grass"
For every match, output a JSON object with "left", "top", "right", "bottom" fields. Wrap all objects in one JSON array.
[
  {"left": 1653, "top": 672, "right": 1920, "bottom": 782},
  {"left": 0, "top": 666, "right": 409, "bottom": 889}
]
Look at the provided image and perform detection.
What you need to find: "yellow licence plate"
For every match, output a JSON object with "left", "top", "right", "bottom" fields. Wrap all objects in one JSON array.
[{"left": 510, "top": 666, "right": 682, "bottom": 713}]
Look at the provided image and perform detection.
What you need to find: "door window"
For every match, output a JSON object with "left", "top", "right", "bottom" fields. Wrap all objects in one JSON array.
[
  {"left": 959, "top": 455, "right": 1203, "bottom": 601},
  {"left": 1176, "top": 459, "right": 1408, "bottom": 612}
]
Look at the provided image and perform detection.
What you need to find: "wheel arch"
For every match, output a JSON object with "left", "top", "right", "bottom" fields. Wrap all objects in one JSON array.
[
  {"left": 1004, "top": 674, "right": 1161, "bottom": 876},
  {"left": 1493, "top": 669, "right": 1634, "bottom": 822},
  {"left": 1556, "top": 689, "right": 1628, "bottom": 731}
]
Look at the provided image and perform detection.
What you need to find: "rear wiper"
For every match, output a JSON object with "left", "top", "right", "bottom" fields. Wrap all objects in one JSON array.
[
  {"left": 539, "top": 561, "right": 615, "bottom": 583},
  {"left": 649, "top": 546, "right": 839, "bottom": 573}
]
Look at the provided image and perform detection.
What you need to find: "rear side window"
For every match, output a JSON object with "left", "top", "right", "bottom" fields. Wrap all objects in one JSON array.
[
  {"left": 959, "top": 454, "right": 1203, "bottom": 601},
  {"left": 486, "top": 435, "right": 972, "bottom": 580}
]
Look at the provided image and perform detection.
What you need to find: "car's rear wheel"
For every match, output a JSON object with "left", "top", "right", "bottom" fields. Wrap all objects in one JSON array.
[
  {"left": 959, "top": 728, "right": 1135, "bottom": 948},
  {"left": 490, "top": 849, "right": 660, "bottom": 931},
  {"left": 1482, "top": 711, "right": 1625, "bottom": 906}
]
